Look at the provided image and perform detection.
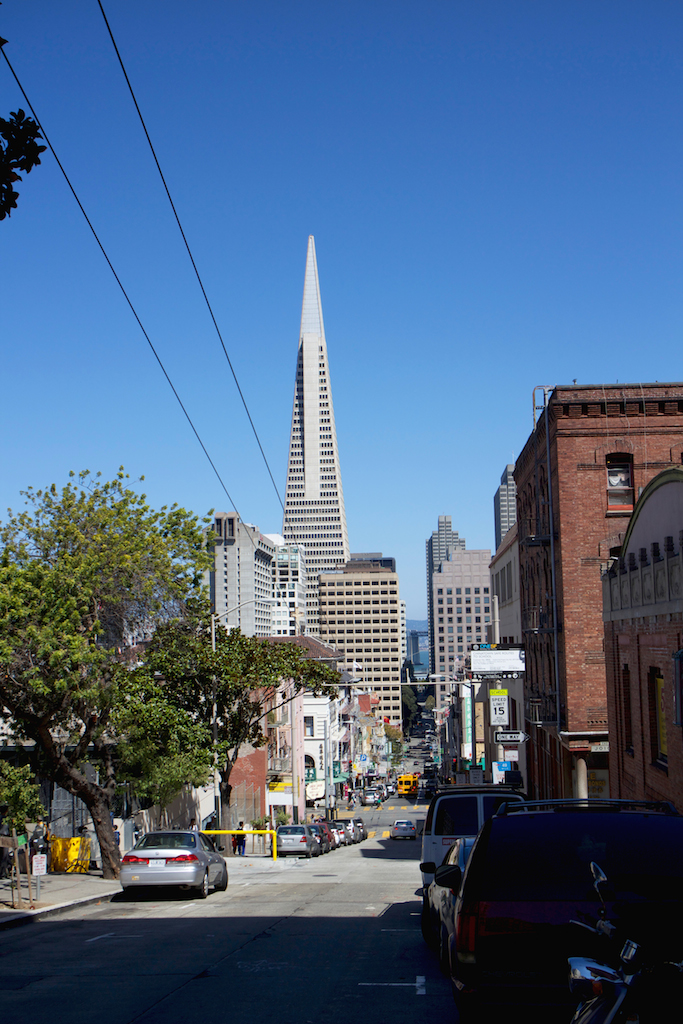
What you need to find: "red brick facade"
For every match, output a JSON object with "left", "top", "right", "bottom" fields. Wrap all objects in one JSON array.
[
  {"left": 603, "top": 468, "right": 683, "bottom": 808},
  {"left": 515, "top": 384, "right": 683, "bottom": 799}
]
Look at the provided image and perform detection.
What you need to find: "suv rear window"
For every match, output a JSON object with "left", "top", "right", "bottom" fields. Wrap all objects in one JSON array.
[
  {"left": 475, "top": 813, "right": 683, "bottom": 902},
  {"left": 434, "top": 796, "right": 478, "bottom": 835},
  {"left": 278, "top": 826, "right": 305, "bottom": 835}
]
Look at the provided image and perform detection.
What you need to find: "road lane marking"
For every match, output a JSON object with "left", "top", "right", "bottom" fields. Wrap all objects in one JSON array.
[
  {"left": 86, "top": 933, "right": 116, "bottom": 943},
  {"left": 382, "top": 830, "right": 390, "bottom": 838},
  {"left": 359, "top": 976, "right": 426, "bottom": 996},
  {"left": 368, "top": 830, "right": 376, "bottom": 838}
]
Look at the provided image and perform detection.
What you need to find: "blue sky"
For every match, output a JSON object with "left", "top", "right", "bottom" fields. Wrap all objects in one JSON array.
[{"left": 2, "top": 1, "right": 682, "bottom": 618}]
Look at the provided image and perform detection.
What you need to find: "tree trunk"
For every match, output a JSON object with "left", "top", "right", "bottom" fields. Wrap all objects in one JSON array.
[{"left": 48, "top": 757, "right": 121, "bottom": 879}]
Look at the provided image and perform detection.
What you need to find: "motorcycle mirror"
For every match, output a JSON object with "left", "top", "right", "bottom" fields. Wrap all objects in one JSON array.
[{"left": 590, "top": 861, "right": 608, "bottom": 909}]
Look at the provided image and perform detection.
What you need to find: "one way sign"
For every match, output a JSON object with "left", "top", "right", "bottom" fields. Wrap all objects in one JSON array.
[{"left": 494, "top": 730, "right": 529, "bottom": 744}]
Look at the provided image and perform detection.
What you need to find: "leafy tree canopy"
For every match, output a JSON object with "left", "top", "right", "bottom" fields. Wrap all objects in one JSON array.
[
  {"left": 0, "top": 107, "right": 46, "bottom": 220},
  {"left": 0, "top": 762, "right": 44, "bottom": 834},
  {"left": 137, "top": 613, "right": 340, "bottom": 826},
  {"left": 0, "top": 469, "right": 213, "bottom": 877}
]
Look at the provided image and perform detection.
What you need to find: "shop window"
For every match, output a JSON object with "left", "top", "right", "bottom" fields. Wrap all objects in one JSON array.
[{"left": 606, "top": 453, "right": 634, "bottom": 511}]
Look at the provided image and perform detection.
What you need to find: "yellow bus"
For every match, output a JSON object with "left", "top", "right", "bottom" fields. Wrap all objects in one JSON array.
[{"left": 397, "top": 773, "right": 419, "bottom": 798}]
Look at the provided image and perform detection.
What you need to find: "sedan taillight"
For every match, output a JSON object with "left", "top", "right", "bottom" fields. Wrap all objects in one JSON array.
[
  {"left": 166, "top": 853, "right": 199, "bottom": 862},
  {"left": 300, "top": 836, "right": 307, "bottom": 843},
  {"left": 122, "top": 854, "right": 148, "bottom": 864}
]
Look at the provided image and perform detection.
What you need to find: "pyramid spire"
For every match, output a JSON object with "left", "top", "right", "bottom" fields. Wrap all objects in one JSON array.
[
  {"left": 300, "top": 235, "right": 325, "bottom": 338},
  {"left": 282, "top": 236, "right": 350, "bottom": 636}
]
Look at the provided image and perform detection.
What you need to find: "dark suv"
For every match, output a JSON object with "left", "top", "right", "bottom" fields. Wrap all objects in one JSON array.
[{"left": 448, "top": 800, "right": 683, "bottom": 1022}]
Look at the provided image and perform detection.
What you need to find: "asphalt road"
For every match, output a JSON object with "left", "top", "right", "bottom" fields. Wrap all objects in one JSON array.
[{"left": 0, "top": 800, "right": 453, "bottom": 1024}]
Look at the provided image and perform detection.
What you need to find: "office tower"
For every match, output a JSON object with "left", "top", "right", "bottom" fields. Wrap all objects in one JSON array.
[
  {"left": 317, "top": 561, "right": 403, "bottom": 726},
  {"left": 210, "top": 512, "right": 276, "bottom": 637},
  {"left": 282, "top": 236, "right": 350, "bottom": 633},
  {"left": 264, "top": 534, "right": 308, "bottom": 637},
  {"left": 426, "top": 516, "right": 466, "bottom": 673},
  {"left": 431, "top": 549, "right": 492, "bottom": 710},
  {"left": 494, "top": 464, "right": 517, "bottom": 550}
]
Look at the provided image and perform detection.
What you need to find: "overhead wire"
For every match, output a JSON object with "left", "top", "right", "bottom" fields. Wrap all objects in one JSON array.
[
  {"left": 0, "top": 43, "right": 244, "bottom": 520},
  {"left": 96, "top": 0, "right": 285, "bottom": 512}
]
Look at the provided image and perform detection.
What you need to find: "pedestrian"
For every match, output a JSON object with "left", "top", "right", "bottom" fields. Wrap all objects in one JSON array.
[
  {"left": 189, "top": 817, "right": 199, "bottom": 831},
  {"left": 237, "top": 821, "right": 246, "bottom": 856},
  {"left": 376, "top": 795, "right": 382, "bottom": 811}
]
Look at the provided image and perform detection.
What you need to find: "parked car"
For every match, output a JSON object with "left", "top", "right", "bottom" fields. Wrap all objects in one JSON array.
[
  {"left": 120, "top": 830, "right": 228, "bottom": 897},
  {"left": 276, "top": 824, "right": 320, "bottom": 859},
  {"left": 307, "top": 823, "right": 330, "bottom": 854},
  {"left": 422, "top": 837, "right": 476, "bottom": 970},
  {"left": 331, "top": 820, "right": 354, "bottom": 845},
  {"left": 352, "top": 817, "right": 367, "bottom": 840},
  {"left": 315, "top": 820, "right": 335, "bottom": 850},
  {"left": 448, "top": 799, "right": 683, "bottom": 1022},
  {"left": 420, "top": 785, "right": 525, "bottom": 889},
  {"left": 390, "top": 819, "right": 418, "bottom": 840}
]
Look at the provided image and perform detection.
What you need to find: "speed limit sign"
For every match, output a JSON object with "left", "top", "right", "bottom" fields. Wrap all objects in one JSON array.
[{"left": 489, "top": 689, "right": 509, "bottom": 726}]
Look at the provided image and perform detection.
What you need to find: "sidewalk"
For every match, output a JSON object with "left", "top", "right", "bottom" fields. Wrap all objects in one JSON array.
[{"left": 0, "top": 870, "right": 122, "bottom": 930}]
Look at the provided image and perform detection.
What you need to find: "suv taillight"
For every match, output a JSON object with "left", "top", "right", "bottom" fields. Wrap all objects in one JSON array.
[{"left": 455, "top": 901, "right": 479, "bottom": 965}]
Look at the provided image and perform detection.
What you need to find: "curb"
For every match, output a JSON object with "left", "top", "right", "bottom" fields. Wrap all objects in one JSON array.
[{"left": 0, "top": 888, "right": 121, "bottom": 932}]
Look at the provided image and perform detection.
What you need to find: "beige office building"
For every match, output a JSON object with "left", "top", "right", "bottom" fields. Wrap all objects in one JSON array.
[{"left": 317, "top": 562, "right": 403, "bottom": 727}]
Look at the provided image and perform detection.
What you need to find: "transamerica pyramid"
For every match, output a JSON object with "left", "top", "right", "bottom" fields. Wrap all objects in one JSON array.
[{"left": 282, "top": 236, "right": 350, "bottom": 634}]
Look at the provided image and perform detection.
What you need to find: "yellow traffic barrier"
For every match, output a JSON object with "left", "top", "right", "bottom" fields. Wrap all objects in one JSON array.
[
  {"left": 204, "top": 830, "right": 278, "bottom": 861},
  {"left": 49, "top": 836, "right": 91, "bottom": 873}
]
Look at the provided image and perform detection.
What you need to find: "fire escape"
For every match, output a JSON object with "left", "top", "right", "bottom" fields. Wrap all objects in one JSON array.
[{"left": 519, "top": 387, "right": 562, "bottom": 730}]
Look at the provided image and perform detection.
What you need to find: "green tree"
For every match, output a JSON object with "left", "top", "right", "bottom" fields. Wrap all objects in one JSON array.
[
  {"left": 424, "top": 695, "right": 436, "bottom": 711},
  {"left": 401, "top": 684, "right": 419, "bottom": 731},
  {"left": 0, "top": 105, "right": 46, "bottom": 220},
  {"left": 0, "top": 470, "right": 212, "bottom": 878},
  {"left": 138, "top": 613, "right": 339, "bottom": 828},
  {"left": 0, "top": 762, "right": 44, "bottom": 834}
]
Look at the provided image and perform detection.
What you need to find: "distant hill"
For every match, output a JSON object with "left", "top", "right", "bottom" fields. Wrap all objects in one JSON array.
[{"left": 406, "top": 619, "right": 428, "bottom": 632}]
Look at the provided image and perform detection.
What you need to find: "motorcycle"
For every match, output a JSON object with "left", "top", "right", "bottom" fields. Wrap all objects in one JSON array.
[{"left": 568, "top": 861, "right": 683, "bottom": 1023}]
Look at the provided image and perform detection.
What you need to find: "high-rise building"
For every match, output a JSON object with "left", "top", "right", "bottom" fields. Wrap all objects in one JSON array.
[
  {"left": 264, "top": 534, "right": 308, "bottom": 637},
  {"left": 430, "top": 549, "right": 492, "bottom": 710},
  {"left": 210, "top": 512, "right": 276, "bottom": 636},
  {"left": 282, "top": 236, "right": 350, "bottom": 634},
  {"left": 317, "top": 561, "right": 403, "bottom": 726},
  {"left": 494, "top": 464, "right": 517, "bottom": 550},
  {"left": 426, "top": 516, "right": 466, "bottom": 673}
]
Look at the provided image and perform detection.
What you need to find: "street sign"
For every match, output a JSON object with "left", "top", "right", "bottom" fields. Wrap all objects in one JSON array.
[
  {"left": 494, "top": 730, "right": 529, "bottom": 743},
  {"left": 359, "top": 754, "right": 368, "bottom": 762},
  {"left": 32, "top": 854, "right": 47, "bottom": 875},
  {"left": 489, "top": 689, "right": 509, "bottom": 726}
]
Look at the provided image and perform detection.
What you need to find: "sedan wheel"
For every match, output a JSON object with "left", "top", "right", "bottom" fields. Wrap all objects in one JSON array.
[{"left": 196, "top": 870, "right": 210, "bottom": 899}]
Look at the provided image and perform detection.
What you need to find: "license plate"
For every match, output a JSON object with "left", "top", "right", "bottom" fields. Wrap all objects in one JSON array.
[{"left": 149, "top": 859, "right": 166, "bottom": 868}]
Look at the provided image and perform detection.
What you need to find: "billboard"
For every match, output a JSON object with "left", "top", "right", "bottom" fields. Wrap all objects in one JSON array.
[{"left": 470, "top": 647, "right": 525, "bottom": 673}]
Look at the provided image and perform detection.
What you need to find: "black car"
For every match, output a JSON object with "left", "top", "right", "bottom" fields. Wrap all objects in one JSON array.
[{"left": 447, "top": 799, "right": 683, "bottom": 1023}]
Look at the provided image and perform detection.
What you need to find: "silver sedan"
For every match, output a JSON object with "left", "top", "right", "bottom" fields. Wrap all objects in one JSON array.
[
  {"left": 120, "top": 830, "right": 228, "bottom": 897},
  {"left": 390, "top": 819, "right": 418, "bottom": 840}
]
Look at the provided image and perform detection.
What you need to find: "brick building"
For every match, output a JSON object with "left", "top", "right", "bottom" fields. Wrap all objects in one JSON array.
[
  {"left": 602, "top": 467, "right": 683, "bottom": 808},
  {"left": 515, "top": 383, "right": 683, "bottom": 799}
]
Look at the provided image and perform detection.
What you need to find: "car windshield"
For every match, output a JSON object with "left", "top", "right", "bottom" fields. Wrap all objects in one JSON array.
[{"left": 136, "top": 833, "right": 196, "bottom": 850}]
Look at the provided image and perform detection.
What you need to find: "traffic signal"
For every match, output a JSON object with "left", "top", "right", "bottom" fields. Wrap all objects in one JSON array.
[{"left": 451, "top": 758, "right": 458, "bottom": 772}]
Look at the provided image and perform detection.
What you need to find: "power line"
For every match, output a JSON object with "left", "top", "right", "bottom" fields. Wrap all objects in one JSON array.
[
  {"left": 0, "top": 43, "right": 243, "bottom": 519},
  {"left": 97, "top": 0, "right": 284, "bottom": 512}
]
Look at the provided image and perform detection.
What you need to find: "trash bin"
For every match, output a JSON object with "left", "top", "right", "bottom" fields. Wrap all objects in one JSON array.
[{"left": 49, "top": 836, "right": 91, "bottom": 873}]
